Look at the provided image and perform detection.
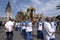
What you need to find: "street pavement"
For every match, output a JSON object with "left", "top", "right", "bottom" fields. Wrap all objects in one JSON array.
[{"left": 0, "top": 27, "right": 60, "bottom": 40}]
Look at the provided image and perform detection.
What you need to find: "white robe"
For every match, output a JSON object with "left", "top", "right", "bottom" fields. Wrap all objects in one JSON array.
[
  {"left": 50, "top": 22, "right": 56, "bottom": 39},
  {"left": 37, "top": 21, "right": 43, "bottom": 30},
  {"left": 43, "top": 22, "right": 55, "bottom": 40}
]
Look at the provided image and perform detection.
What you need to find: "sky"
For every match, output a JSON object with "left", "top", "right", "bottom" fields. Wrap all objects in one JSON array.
[{"left": 0, "top": 0, "right": 60, "bottom": 18}]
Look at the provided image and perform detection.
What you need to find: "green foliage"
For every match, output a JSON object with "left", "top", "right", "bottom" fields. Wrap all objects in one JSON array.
[
  {"left": 56, "top": 5, "right": 60, "bottom": 10},
  {"left": 22, "top": 14, "right": 28, "bottom": 19},
  {"left": 56, "top": 15, "right": 60, "bottom": 20}
]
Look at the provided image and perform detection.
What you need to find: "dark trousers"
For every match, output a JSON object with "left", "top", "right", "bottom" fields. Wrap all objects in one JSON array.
[
  {"left": 15, "top": 27, "right": 21, "bottom": 31},
  {"left": 15, "top": 27, "right": 18, "bottom": 31},
  {"left": 6, "top": 31, "right": 13, "bottom": 40},
  {"left": 21, "top": 29, "right": 26, "bottom": 37},
  {"left": 50, "top": 38, "right": 56, "bottom": 40},
  {"left": 37, "top": 30, "right": 43, "bottom": 39},
  {"left": 0, "top": 26, "right": 2, "bottom": 29}
]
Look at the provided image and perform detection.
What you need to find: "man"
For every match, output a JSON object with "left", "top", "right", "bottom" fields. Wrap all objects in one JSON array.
[
  {"left": 43, "top": 17, "right": 55, "bottom": 40},
  {"left": 50, "top": 17, "right": 57, "bottom": 40},
  {"left": 15, "top": 21, "right": 21, "bottom": 31},
  {"left": 25, "top": 17, "right": 33, "bottom": 40},
  {"left": 0, "top": 21, "right": 2, "bottom": 30},
  {"left": 15, "top": 21, "right": 18, "bottom": 31},
  {"left": 5, "top": 18, "right": 14, "bottom": 40},
  {"left": 37, "top": 17, "right": 43, "bottom": 40},
  {"left": 21, "top": 19, "right": 26, "bottom": 38},
  {"left": 17, "top": 21, "right": 21, "bottom": 31}
]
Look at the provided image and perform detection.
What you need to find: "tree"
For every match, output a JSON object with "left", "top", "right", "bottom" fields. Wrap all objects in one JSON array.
[
  {"left": 56, "top": 5, "right": 60, "bottom": 10},
  {"left": 22, "top": 13, "right": 28, "bottom": 20},
  {"left": 56, "top": 15, "right": 60, "bottom": 20},
  {"left": 56, "top": 15, "right": 60, "bottom": 32}
]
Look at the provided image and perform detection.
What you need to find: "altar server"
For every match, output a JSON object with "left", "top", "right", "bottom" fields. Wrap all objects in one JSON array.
[
  {"left": 21, "top": 19, "right": 26, "bottom": 37},
  {"left": 50, "top": 17, "right": 57, "bottom": 40},
  {"left": 43, "top": 17, "right": 55, "bottom": 40},
  {"left": 37, "top": 17, "right": 43, "bottom": 39}
]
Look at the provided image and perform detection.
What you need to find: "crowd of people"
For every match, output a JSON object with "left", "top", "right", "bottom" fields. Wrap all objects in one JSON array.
[{"left": 4, "top": 17, "right": 57, "bottom": 40}]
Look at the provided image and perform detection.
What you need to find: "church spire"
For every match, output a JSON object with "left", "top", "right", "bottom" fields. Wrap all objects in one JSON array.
[
  {"left": 7, "top": 0, "right": 11, "bottom": 8},
  {"left": 5, "top": 0, "right": 12, "bottom": 21}
]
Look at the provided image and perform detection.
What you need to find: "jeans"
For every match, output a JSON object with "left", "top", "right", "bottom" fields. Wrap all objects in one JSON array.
[
  {"left": 26, "top": 32, "right": 32, "bottom": 40},
  {"left": 15, "top": 27, "right": 18, "bottom": 31},
  {"left": 21, "top": 29, "right": 26, "bottom": 37},
  {"left": 50, "top": 38, "right": 56, "bottom": 40},
  {"left": 18, "top": 27, "right": 21, "bottom": 31}
]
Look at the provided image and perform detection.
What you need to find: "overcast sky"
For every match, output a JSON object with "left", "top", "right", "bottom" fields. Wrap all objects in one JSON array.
[{"left": 0, "top": 0, "right": 60, "bottom": 18}]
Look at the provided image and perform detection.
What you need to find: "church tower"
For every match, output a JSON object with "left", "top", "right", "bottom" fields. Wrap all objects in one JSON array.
[{"left": 6, "top": 1, "right": 12, "bottom": 21}]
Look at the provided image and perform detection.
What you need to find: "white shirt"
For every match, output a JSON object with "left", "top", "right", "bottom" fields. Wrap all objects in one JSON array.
[
  {"left": 37, "top": 22, "right": 43, "bottom": 30},
  {"left": 26, "top": 21, "right": 33, "bottom": 32},
  {"left": 21, "top": 22, "right": 26, "bottom": 29},
  {"left": 5, "top": 21, "right": 14, "bottom": 32},
  {"left": 15, "top": 22, "right": 20, "bottom": 27},
  {"left": 12, "top": 21, "right": 15, "bottom": 24},
  {"left": 17, "top": 22, "right": 20, "bottom": 27},
  {"left": 15, "top": 22, "right": 18, "bottom": 27}
]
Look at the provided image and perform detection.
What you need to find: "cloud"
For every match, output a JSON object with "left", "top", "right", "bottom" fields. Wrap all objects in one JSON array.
[
  {"left": 30, "top": 0, "right": 42, "bottom": 5},
  {"left": 42, "top": 0, "right": 60, "bottom": 16},
  {"left": 40, "top": 1, "right": 59, "bottom": 12},
  {"left": 11, "top": 0, "right": 60, "bottom": 18},
  {"left": 12, "top": 0, "right": 17, "bottom": 4},
  {"left": 29, "top": 0, "right": 60, "bottom": 16},
  {"left": 32, "top": 0, "right": 60, "bottom": 16}
]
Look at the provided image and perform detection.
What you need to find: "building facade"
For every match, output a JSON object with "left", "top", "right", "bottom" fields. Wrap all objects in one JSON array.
[
  {"left": 5, "top": 1, "right": 12, "bottom": 21},
  {"left": 15, "top": 10, "right": 24, "bottom": 22}
]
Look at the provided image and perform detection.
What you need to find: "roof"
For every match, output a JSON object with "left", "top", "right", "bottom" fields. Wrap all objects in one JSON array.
[{"left": 0, "top": 17, "right": 7, "bottom": 21}]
